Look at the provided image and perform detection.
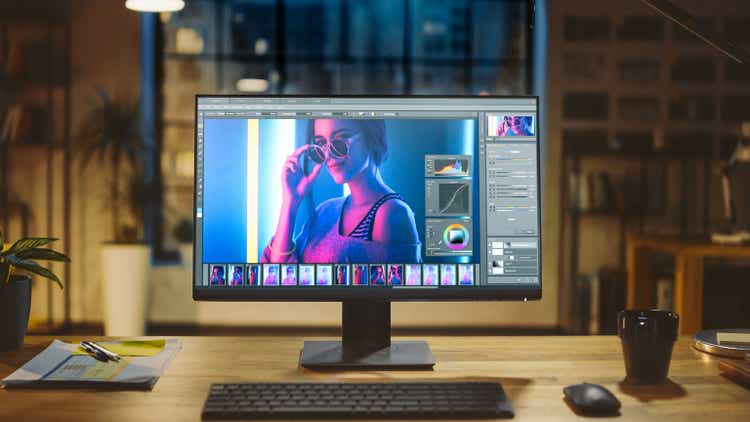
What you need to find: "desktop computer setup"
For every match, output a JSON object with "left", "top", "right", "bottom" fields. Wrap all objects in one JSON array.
[{"left": 194, "top": 96, "right": 540, "bottom": 419}]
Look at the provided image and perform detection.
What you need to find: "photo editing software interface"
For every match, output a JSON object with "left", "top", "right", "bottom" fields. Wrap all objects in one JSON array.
[{"left": 194, "top": 97, "right": 539, "bottom": 291}]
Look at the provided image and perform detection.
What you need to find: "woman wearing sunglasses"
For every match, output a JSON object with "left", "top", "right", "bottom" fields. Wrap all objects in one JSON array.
[{"left": 261, "top": 119, "right": 421, "bottom": 264}]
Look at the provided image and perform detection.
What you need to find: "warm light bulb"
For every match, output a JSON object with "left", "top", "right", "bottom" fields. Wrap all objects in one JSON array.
[
  {"left": 125, "top": 0, "right": 185, "bottom": 12},
  {"left": 236, "top": 78, "right": 269, "bottom": 93}
]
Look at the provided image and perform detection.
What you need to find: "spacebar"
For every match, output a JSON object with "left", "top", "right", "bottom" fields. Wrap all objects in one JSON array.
[{"left": 266, "top": 406, "right": 356, "bottom": 414}]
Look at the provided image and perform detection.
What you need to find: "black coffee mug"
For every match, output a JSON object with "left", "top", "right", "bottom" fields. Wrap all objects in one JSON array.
[{"left": 617, "top": 309, "right": 679, "bottom": 384}]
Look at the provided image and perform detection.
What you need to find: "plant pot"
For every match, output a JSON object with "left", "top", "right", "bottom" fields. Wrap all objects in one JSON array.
[
  {"left": 179, "top": 243, "right": 193, "bottom": 268},
  {"left": 101, "top": 243, "right": 151, "bottom": 336},
  {"left": 0, "top": 275, "right": 31, "bottom": 351}
]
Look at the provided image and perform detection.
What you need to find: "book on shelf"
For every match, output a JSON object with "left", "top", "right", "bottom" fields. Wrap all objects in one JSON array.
[
  {"left": 0, "top": 105, "right": 47, "bottom": 145},
  {"left": 656, "top": 277, "right": 674, "bottom": 310},
  {"left": 568, "top": 171, "right": 618, "bottom": 213},
  {"left": 576, "top": 268, "right": 626, "bottom": 334}
]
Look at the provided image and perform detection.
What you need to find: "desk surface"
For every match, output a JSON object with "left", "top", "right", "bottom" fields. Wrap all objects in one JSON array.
[{"left": 1, "top": 336, "right": 749, "bottom": 421}]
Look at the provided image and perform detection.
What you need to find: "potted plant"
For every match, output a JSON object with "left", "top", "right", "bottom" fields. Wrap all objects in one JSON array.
[
  {"left": 78, "top": 89, "right": 151, "bottom": 336},
  {"left": 172, "top": 219, "right": 194, "bottom": 267},
  {"left": 0, "top": 231, "right": 70, "bottom": 351}
]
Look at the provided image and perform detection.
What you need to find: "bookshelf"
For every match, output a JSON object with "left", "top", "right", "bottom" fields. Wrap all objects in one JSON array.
[
  {"left": 554, "top": 0, "right": 750, "bottom": 334},
  {"left": 0, "top": 11, "right": 72, "bottom": 332}
]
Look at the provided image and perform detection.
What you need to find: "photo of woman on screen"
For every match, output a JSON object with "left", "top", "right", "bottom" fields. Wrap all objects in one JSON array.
[
  {"left": 262, "top": 119, "right": 422, "bottom": 264},
  {"left": 496, "top": 115, "right": 534, "bottom": 137}
]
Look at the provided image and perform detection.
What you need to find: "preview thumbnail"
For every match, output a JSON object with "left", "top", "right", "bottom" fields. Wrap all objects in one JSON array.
[
  {"left": 281, "top": 264, "right": 297, "bottom": 286},
  {"left": 488, "top": 114, "right": 535, "bottom": 137},
  {"left": 210, "top": 265, "right": 226, "bottom": 286},
  {"left": 229, "top": 264, "right": 244, "bottom": 286}
]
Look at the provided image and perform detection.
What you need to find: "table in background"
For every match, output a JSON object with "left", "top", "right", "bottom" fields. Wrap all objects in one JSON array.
[
  {"left": 1, "top": 336, "right": 749, "bottom": 421},
  {"left": 626, "top": 233, "right": 750, "bottom": 335}
]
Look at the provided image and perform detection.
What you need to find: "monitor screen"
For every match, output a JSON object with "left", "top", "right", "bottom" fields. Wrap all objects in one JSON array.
[{"left": 193, "top": 96, "right": 540, "bottom": 301}]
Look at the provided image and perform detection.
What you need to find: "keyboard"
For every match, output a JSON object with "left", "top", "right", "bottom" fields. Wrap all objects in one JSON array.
[{"left": 202, "top": 382, "right": 513, "bottom": 419}]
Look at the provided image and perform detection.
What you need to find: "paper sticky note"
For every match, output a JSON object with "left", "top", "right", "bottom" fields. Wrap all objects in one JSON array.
[{"left": 73, "top": 340, "right": 166, "bottom": 357}]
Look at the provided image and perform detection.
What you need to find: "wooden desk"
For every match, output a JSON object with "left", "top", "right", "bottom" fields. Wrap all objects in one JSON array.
[
  {"left": 626, "top": 233, "right": 750, "bottom": 335},
  {"left": 1, "top": 336, "right": 749, "bottom": 421}
]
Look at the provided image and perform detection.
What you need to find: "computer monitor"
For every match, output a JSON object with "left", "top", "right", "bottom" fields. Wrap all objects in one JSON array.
[{"left": 193, "top": 96, "right": 541, "bottom": 369}]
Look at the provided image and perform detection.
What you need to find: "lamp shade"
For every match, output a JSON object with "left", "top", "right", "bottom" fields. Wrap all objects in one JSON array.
[{"left": 125, "top": 0, "right": 185, "bottom": 12}]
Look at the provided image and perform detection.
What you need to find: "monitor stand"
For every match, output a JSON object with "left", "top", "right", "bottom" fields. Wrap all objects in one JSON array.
[{"left": 299, "top": 301, "right": 435, "bottom": 370}]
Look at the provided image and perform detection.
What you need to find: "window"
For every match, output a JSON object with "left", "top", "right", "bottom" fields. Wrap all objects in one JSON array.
[{"left": 159, "top": 0, "right": 533, "bottom": 254}]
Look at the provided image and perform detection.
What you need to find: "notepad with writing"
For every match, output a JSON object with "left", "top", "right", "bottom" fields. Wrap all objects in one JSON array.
[{"left": 1, "top": 339, "right": 181, "bottom": 390}]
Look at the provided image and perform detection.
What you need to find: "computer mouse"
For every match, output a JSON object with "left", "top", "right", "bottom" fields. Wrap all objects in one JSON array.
[{"left": 563, "top": 383, "right": 621, "bottom": 415}]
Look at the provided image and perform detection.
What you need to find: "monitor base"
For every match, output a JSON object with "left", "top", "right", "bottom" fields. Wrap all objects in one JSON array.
[
  {"left": 299, "top": 340, "right": 435, "bottom": 370},
  {"left": 299, "top": 301, "right": 435, "bottom": 370}
]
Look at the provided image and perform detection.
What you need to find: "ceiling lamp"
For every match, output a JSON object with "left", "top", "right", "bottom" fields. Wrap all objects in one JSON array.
[
  {"left": 125, "top": 0, "right": 185, "bottom": 12},
  {"left": 236, "top": 78, "right": 269, "bottom": 93}
]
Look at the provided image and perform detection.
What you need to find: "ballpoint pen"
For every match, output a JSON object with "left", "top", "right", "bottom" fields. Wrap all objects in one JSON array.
[
  {"left": 82, "top": 341, "right": 122, "bottom": 362},
  {"left": 80, "top": 342, "right": 110, "bottom": 362}
]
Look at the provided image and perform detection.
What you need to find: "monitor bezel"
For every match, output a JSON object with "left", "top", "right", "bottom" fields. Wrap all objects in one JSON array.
[{"left": 192, "top": 95, "right": 541, "bottom": 302}]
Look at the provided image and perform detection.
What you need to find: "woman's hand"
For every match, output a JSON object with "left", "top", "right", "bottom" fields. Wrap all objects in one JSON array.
[{"left": 281, "top": 144, "right": 323, "bottom": 206}]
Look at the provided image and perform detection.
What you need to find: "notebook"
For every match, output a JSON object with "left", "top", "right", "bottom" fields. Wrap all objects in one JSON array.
[{"left": 1, "top": 339, "right": 181, "bottom": 390}]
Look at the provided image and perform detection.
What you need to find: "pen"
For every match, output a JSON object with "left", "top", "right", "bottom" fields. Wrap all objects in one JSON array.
[
  {"left": 83, "top": 341, "right": 121, "bottom": 362},
  {"left": 80, "top": 342, "right": 110, "bottom": 362}
]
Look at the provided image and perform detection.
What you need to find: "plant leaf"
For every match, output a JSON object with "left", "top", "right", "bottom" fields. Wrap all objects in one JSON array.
[
  {"left": 16, "top": 248, "right": 71, "bottom": 262},
  {"left": 11, "top": 259, "right": 63, "bottom": 289},
  {"left": 0, "top": 230, "right": 4, "bottom": 250},
  {"left": 0, "top": 258, "right": 9, "bottom": 285},
  {"left": 7, "top": 237, "right": 58, "bottom": 254}
]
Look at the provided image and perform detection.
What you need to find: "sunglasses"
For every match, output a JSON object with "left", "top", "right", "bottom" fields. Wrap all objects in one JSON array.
[{"left": 307, "top": 133, "right": 356, "bottom": 163}]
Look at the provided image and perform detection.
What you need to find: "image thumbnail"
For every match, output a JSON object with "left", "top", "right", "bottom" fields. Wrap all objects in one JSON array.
[
  {"left": 352, "top": 264, "right": 369, "bottom": 285},
  {"left": 488, "top": 114, "right": 535, "bottom": 137},
  {"left": 263, "top": 264, "right": 279, "bottom": 286},
  {"left": 229, "top": 264, "right": 244, "bottom": 286},
  {"left": 248, "top": 264, "right": 260, "bottom": 286},
  {"left": 459, "top": 264, "right": 474, "bottom": 286},
  {"left": 299, "top": 264, "right": 314, "bottom": 286},
  {"left": 388, "top": 264, "right": 404, "bottom": 286},
  {"left": 281, "top": 264, "right": 297, "bottom": 286},
  {"left": 316, "top": 265, "right": 332, "bottom": 286},
  {"left": 334, "top": 264, "right": 349, "bottom": 285},
  {"left": 440, "top": 264, "right": 457, "bottom": 286},
  {"left": 405, "top": 264, "right": 421, "bottom": 286},
  {"left": 209, "top": 265, "right": 226, "bottom": 286},
  {"left": 370, "top": 265, "right": 386, "bottom": 286},
  {"left": 423, "top": 264, "right": 438, "bottom": 286}
]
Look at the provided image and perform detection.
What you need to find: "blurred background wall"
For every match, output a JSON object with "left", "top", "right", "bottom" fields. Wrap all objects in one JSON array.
[{"left": 2, "top": 0, "right": 749, "bottom": 334}]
